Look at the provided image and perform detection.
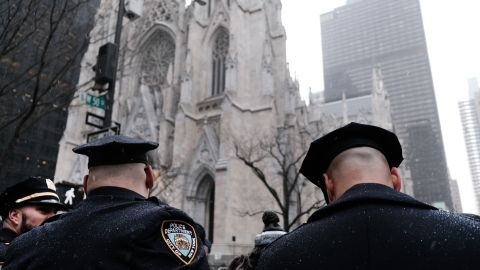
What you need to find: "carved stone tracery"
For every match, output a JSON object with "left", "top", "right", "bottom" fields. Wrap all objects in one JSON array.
[
  {"left": 133, "top": 0, "right": 179, "bottom": 39},
  {"left": 140, "top": 31, "right": 176, "bottom": 86}
]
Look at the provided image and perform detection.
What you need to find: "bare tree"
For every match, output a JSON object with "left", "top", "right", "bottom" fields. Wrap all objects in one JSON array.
[
  {"left": 0, "top": 0, "right": 96, "bottom": 182},
  {"left": 233, "top": 124, "right": 326, "bottom": 232}
]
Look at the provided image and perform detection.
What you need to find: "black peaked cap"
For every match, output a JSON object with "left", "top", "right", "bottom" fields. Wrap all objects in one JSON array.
[
  {"left": 73, "top": 135, "right": 159, "bottom": 168},
  {"left": 300, "top": 122, "right": 403, "bottom": 203},
  {"left": 0, "top": 176, "right": 67, "bottom": 217}
]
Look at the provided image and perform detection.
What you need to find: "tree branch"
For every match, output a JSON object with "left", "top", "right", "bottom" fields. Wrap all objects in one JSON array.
[
  {"left": 288, "top": 200, "right": 323, "bottom": 229},
  {"left": 234, "top": 143, "right": 285, "bottom": 213}
]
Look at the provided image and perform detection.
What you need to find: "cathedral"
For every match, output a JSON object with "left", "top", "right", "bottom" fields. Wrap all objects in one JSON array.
[{"left": 54, "top": 0, "right": 395, "bottom": 264}]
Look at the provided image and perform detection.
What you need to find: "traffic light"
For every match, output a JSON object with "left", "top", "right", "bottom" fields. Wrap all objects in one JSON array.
[{"left": 95, "top": 42, "right": 117, "bottom": 85}]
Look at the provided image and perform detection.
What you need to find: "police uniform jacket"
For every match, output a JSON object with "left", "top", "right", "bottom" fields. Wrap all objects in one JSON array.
[
  {"left": 257, "top": 183, "right": 480, "bottom": 270},
  {"left": 4, "top": 187, "right": 209, "bottom": 270},
  {"left": 0, "top": 228, "right": 17, "bottom": 268}
]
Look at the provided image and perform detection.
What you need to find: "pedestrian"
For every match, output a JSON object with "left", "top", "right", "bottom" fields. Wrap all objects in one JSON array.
[
  {"left": 4, "top": 135, "right": 209, "bottom": 269},
  {"left": 228, "top": 211, "right": 286, "bottom": 270},
  {"left": 0, "top": 176, "right": 66, "bottom": 266},
  {"left": 256, "top": 122, "right": 480, "bottom": 270}
]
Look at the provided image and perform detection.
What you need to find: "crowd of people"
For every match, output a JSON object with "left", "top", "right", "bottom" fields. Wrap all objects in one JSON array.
[{"left": 1, "top": 122, "right": 480, "bottom": 269}]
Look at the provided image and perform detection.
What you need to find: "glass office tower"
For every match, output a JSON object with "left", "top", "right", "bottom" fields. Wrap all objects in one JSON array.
[
  {"left": 459, "top": 79, "right": 480, "bottom": 212},
  {"left": 321, "top": 0, "right": 453, "bottom": 209}
]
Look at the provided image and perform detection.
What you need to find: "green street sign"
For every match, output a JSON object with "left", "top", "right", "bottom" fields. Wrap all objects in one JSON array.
[{"left": 85, "top": 94, "right": 106, "bottom": 109}]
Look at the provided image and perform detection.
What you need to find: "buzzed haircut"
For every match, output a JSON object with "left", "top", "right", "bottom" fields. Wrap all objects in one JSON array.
[{"left": 327, "top": 147, "right": 391, "bottom": 181}]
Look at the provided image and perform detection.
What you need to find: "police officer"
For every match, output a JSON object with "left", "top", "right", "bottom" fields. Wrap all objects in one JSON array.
[
  {"left": 0, "top": 176, "right": 66, "bottom": 266},
  {"left": 256, "top": 122, "right": 480, "bottom": 270},
  {"left": 4, "top": 135, "right": 209, "bottom": 269}
]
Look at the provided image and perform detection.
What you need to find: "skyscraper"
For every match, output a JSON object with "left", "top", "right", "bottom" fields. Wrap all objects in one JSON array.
[
  {"left": 0, "top": 0, "right": 98, "bottom": 190},
  {"left": 320, "top": 0, "right": 453, "bottom": 209},
  {"left": 459, "top": 78, "right": 480, "bottom": 212}
]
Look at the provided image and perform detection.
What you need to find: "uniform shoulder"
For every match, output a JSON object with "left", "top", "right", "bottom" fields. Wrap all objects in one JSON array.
[
  {"left": 457, "top": 213, "right": 480, "bottom": 222},
  {"left": 147, "top": 197, "right": 194, "bottom": 220}
]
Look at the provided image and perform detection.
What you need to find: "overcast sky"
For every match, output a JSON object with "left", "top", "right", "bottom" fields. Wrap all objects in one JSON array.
[{"left": 281, "top": 0, "right": 480, "bottom": 214}]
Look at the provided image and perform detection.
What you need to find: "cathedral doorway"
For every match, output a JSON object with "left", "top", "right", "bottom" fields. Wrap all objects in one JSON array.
[{"left": 194, "top": 174, "right": 215, "bottom": 243}]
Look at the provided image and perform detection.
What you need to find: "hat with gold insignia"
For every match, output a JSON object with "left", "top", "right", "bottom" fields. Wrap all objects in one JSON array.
[
  {"left": 0, "top": 176, "right": 67, "bottom": 218},
  {"left": 300, "top": 122, "right": 403, "bottom": 204},
  {"left": 72, "top": 135, "right": 158, "bottom": 168}
]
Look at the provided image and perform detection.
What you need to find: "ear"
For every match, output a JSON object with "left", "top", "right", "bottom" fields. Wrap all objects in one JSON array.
[
  {"left": 8, "top": 209, "right": 21, "bottom": 226},
  {"left": 323, "top": 173, "right": 335, "bottom": 202},
  {"left": 144, "top": 165, "right": 154, "bottom": 189},
  {"left": 390, "top": 167, "right": 402, "bottom": 191},
  {"left": 83, "top": 175, "right": 89, "bottom": 194}
]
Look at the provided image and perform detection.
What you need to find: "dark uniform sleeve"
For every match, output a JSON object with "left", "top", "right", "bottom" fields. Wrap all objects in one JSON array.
[
  {"left": 0, "top": 242, "right": 7, "bottom": 268},
  {"left": 141, "top": 198, "right": 210, "bottom": 270},
  {"left": 3, "top": 229, "right": 43, "bottom": 270}
]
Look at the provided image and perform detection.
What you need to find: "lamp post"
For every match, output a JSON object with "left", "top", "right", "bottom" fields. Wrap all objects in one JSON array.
[{"left": 103, "top": 0, "right": 125, "bottom": 128}]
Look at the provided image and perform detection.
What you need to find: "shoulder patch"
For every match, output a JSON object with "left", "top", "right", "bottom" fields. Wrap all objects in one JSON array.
[{"left": 161, "top": 220, "right": 198, "bottom": 265}]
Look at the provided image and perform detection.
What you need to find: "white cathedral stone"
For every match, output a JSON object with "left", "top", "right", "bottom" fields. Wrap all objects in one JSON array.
[{"left": 55, "top": 0, "right": 396, "bottom": 262}]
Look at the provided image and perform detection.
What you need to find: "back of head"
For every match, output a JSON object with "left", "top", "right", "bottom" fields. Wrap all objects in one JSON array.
[
  {"left": 87, "top": 163, "right": 147, "bottom": 190},
  {"left": 261, "top": 211, "right": 281, "bottom": 232},
  {"left": 324, "top": 146, "right": 400, "bottom": 201},
  {"left": 327, "top": 147, "right": 392, "bottom": 184},
  {"left": 73, "top": 135, "right": 159, "bottom": 195},
  {"left": 88, "top": 163, "right": 146, "bottom": 181},
  {"left": 300, "top": 122, "right": 403, "bottom": 203},
  {"left": 254, "top": 211, "right": 286, "bottom": 247}
]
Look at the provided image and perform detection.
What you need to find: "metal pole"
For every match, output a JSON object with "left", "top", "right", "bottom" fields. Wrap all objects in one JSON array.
[{"left": 104, "top": 0, "right": 124, "bottom": 128}]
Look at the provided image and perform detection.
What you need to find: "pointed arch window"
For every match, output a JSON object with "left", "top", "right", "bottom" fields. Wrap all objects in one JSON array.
[
  {"left": 140, "top": 30, "right": 175, "bottom": 86},
  {"left": 211, "top": 28, "right": 229, "bottom": 96}
]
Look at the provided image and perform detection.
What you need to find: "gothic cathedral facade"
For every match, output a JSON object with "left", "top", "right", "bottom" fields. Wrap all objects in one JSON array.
[{"left": 55, "top": 0, "right": 308, "bottom": 260}]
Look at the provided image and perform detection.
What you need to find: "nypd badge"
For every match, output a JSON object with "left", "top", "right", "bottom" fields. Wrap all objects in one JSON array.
[{"left": 161, "top": 220, "right": 198, "bottom": 265}]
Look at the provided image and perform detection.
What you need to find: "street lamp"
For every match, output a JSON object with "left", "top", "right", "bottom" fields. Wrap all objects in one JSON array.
[{"left": 95, "top": 0, "right": 143, "bottom": 129}]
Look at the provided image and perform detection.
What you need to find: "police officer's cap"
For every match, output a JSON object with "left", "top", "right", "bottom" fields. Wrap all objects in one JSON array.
[
  {"left": 73, "top": 135, "right": 159, "bottom": 167},
  {"left": 300, "top": 122, "right": 403, "bottom": 203},
  {"left": 0, "top": 176, "right": 67, "bottom": 218}
]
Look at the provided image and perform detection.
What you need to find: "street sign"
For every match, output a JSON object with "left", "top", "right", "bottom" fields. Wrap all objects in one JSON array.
[
  {"left": 85, "top": 112, "right": 105, "bottom": 129},
  {"left": 87, "top": 126, "right": 120, "bottom": 143},
  {"left": 55, "top": 182, "right": 85, "bottom": 209},
  {"left": 85, "top": 93, "right": 106, "bottom": 109}
]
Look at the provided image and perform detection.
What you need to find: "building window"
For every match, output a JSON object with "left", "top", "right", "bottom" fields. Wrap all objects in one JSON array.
[{"left": 211, "top": 28, "right": 229, "bottom": 96}]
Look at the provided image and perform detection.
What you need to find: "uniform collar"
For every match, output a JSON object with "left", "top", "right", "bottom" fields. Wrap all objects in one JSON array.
[
  {"left": 0, "top": 228, "right": 18, "bottom": 243},
  {"left": 308, "top": 183, "right": 437, "bottom": 222},
  {"left": 87, "top": 186, "right": 146, "bottom": 201}
]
